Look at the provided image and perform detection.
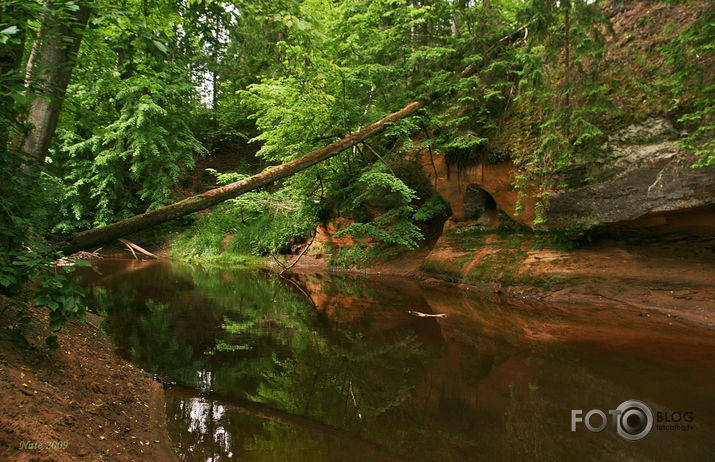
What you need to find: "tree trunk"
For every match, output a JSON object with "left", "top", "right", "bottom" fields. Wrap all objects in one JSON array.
[
  {"left": 23, "top": 0, "right": 52, "bottom": 92},
  {"left": 53, "top": 31, "right": 524, "bottom": 255},
  {"left": 20, "top": 2, "right": 91, "bottom": 166},
  {"left": 55, "top": 99, "right": 429, "bottom": 254}
]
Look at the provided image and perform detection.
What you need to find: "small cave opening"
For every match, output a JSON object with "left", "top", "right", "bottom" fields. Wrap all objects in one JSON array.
[{"left": 463, "top": 184, "right": 497, "bottom": 221}]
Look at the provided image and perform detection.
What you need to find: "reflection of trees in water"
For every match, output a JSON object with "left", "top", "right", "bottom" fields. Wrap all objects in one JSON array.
[
  {"left": 84, "top": 262, "right": 317, "bottom": 393},
  {"left": 83, "top": 263, "right": 627, "bottom": 461},
  {"left": 90, "top": 283, "right": 211, "bottom": 385},
  {"left": 169, "top": 396, "right": 233, "bottom": 461},
  {"left": 85, "top": 263, "right": 483, "bottom": 460},
  {"left": 79, "top": 261, "right": 715, "bottom": 461},
  {"left": 81, "top": 263, "right": 520, "bottom": 460},
  {"left": 254, "top": 331, "right": 423, "bottom": 427},
  {"left": 503, "top": 381, "right": 551, "bottom": 461},
  {"left": 246, "top": 423, "right": 350, "bottom": 462}
]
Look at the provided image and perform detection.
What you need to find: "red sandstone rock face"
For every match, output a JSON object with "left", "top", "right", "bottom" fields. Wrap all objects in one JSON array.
[
  {"left": 312, "top": 217, "right": 359, "bottom": 255},
  {"left": 546, "top": 146, "right": 715, "bottom": 233},
  {"left": 613, "top": 205, "right": 715, "bottom": 235},
  {"left": 418, "top": 151, "right": 536, "bottom": 226},
  {"left": 418, "top": 142, "right": 715, "bottom": 235},
  {"left": 315, "top": 119, "right": 715, "bottom": 242}
]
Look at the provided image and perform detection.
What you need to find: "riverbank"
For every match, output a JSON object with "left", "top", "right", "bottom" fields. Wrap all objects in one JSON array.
[
  {"left": 291, "top": 223, "right": 715, "bottom": 328},
  {"left": 0, "top": 298, "right": 176, "bottom": 461},
  {"left": 98, "top": 222, "right": 715, "bottom": 328},
  {"left": 107, "top": 220, "right": 715, "bottom": 328}
]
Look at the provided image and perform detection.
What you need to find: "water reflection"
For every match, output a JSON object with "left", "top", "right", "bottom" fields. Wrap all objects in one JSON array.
[
  {"left": 179, "top": 396, "right": 232, "bottom": 459},
  {"left": 77, "top": 260, "right": 715, "bottom": 461}
]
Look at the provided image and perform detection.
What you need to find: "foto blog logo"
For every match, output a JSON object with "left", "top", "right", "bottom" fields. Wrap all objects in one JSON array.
[
  {"left": 571, "top": 399, "right": 695, "bottom": 441},
  {"left": 572, "top": 399, "right": 653, "bottom": 440}
]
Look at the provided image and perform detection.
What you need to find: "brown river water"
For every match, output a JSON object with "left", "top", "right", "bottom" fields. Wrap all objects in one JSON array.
[{"left": 76, "top": 259, "right": 715, "bottom": 461}]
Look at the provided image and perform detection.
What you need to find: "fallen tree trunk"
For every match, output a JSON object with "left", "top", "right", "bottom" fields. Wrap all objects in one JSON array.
[
  {"left": 56, "top": 99, "right": 428, "bottom": 254},
  {"left": 55, "top": 27, "right": 528, "bottom": 255}
]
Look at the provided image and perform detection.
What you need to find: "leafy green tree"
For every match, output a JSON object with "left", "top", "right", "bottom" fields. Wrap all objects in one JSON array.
[{"left": 51, "top": 0, "right": 206, "bottom": 231}]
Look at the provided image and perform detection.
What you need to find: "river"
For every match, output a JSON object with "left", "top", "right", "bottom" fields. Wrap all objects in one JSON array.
[{"left": 76, "top": 259, "right": 715, "bottom": 461}]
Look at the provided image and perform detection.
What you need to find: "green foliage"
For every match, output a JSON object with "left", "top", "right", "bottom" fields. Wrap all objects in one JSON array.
[
  {"left": 422, "top": 1, "right": 519, "bottom": 166},
  {"left": 172, "top": 169, "right": 318, "bottom": 261},
  {"left": 660, "top": 5, "right": 714, "bottom": 167},
  {"left": 512, "top": 0, "right": 615, "bottom": 223},
  {"left": 242, "top": 76, "right": 341, "bottom": 162},
  {"left": 0, "top": 153, "right": 88, "bottom": 342},
  {"left": 0, "top": 169, "right": 87, "bottom": 344},
  {"left": 333, "top": 171, "right": 424, "bottom": 250},
  {"left": 413, "top": 194, "right": 447, "bottom": 222},
  {"left": 0, "top": 229, "right": 88, "bottom": 344},
  {"left": 323, "top": 163, "right": 449, "bottom": 268},
  {"left": 182, "top": 0, "right": 618, "bottom": 256},
  {"left": 227, "top": 0, "right": 468, "bottom": 264},
  {"left": 55, "top": 76, "right": 203, "bottom": 229},
  {"left": 52, "top": 2, "right": 206, "bottom": 231}
]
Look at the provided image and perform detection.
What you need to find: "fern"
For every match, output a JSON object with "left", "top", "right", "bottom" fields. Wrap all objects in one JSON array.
[{"left": 54, "top": 71, "right": 205, "bottom": 231}]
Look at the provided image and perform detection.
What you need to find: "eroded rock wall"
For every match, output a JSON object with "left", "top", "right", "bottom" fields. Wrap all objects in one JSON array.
[
  {"left": 419, "top": 118, "right": 715, "bottom": 235},
  {"left": 546, "top": 118, "right": 715, "bottom": 232},
  {"left": 419, "top": 152, "right": 536, "bottom": 226}
]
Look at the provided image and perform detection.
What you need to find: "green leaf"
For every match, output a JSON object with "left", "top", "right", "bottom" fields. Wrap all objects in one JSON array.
[
  {"left": 49, "top": 317, "right": 64, "bottom": 332},
  {"left": 152, "top": 40, "right": 168, "bottom": 54},
  {"left": 0, "top": 26, "right": 19, "bottom": 35},
  {"left": 73, "top": 259, "right": 93, "bottom": 267}
]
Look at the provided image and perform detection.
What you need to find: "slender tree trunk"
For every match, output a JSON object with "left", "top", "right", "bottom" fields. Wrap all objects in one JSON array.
[
  {"left": 410, "top": 3, "right": 417, "bottom": 51},
  {"left": 563, "top": 4, "right": 572, "bottom": 139},
  {"left": 7, "top": 0, "right": 51, "bottom": 154},
  {"left": 23, "top": 0, "right": 52, "bottom": 92},
  {"left": 56, "top": 100, "right": 429, "bottom": 254},
  {"left": 20, "top": 2, "right": 91, "bottom": 166},
  {"left": 450, "top": 14, "right": 459, "bottom": 38},
  {"left": 211, "top": 70, "right": 218, "bottom": 109}
]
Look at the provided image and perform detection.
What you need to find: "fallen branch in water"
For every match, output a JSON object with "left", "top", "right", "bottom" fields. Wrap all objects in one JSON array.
[
  {"left": 118, "top": 239, "right": 159, "bottom": 259},
  {"left": 269, "top": 253, "right": 287, "bottom": 271},
  {"left": 280, "top": 230, "right": 317, "bottom": 276},
  {"left": 121, "top": 239, "right": 138, "bottom": 259},
  {"left": 54, "top": 249, "right": 102, "bottom": 266},
  {"left": 408, "top": 310, "right": 447, "bottom": 318}
]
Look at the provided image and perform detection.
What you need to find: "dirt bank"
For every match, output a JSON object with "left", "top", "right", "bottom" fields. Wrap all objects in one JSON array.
[
  {"left": 294, "top": 221, "right": 715, "bottom": 329},
  {"left": 0, "top": 299, "right": 176, "bottom": 461}
]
